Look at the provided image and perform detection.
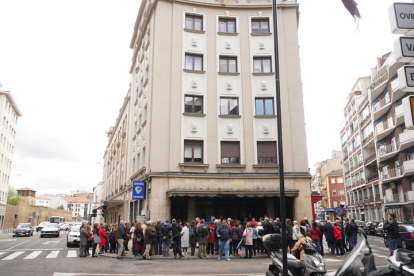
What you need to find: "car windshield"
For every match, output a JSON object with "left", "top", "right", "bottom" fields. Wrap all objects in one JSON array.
[
  {"left": 39, "top": 222, "right": 47, "bottom": 227},
  {"left": 335, "top": 230, "right": 369, "bottom": 276},
  {"left": 44, "top": 223, "right": 58, "bottom": 228},
  {"left": 17, "top": 224, "right": 30, "bottom": 229},
  {"left": 71, "top": 226, "right": 81, "bottom": 232}
]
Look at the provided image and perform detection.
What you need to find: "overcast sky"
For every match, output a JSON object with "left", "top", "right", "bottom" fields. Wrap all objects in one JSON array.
[{"left": 0, "top": 0, "right": 403, "bottom": 195}]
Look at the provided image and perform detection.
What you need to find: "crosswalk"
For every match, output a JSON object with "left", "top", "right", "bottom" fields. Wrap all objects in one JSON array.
[{"left": 0, "top": 250, "right": 85, "bottom": 261}]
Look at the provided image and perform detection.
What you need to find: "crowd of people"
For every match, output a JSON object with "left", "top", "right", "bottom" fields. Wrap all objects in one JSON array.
[{"left": 77, "top": 213, "right": 400, "bottom": 261}]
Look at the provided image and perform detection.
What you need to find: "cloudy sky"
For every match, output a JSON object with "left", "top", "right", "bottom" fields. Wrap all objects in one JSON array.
[{"left": 0, "top": 0, "right": 403, "bottom": 194}]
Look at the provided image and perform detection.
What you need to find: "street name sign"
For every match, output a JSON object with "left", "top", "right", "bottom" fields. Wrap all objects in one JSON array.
[
  {"left": 398, "top": 65, "right": 414, "bottom": 91},
  {"left": 402, "top": 96, "right": 414, "bottom": 130},
  {"left": 394, "top": 36, "right": 414, "bottom": 62},
  {"left": 389, "top": 3, "right": 414, "bottom": 34}
]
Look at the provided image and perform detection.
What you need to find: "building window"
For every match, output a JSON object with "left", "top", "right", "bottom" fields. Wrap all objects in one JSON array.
[
  {"left": 185, "top": 96, "right": 203, "bottom": 114},
  {"left": 185, "top": 54, "right": 203, "bottom": 71},
  {"left": 255, "top": 98, "right": 274, "bottom": 115},
  {"left": 339, "top": 189, "right": 345, "bottom": 196},
  {"left": 221, "top": 141, "right": 240, "bottom": 164},
  {"left": 333, "top": 201, "right": 338, "bottom": 207},
  {"left": 219, "top": 18, "right": 236, "bottom": 33},
  {"left": 185, "top": 14, "right": 203, "bottom": 31},
  {"left": 331, "top": 178, "right": 336, "bottom": 184},
  {"left": 337, "top": 177, "right": 344, "bottom": 183},
  {"left": 220, "top": 98, "right": 239, "bottom": 115},
  {"left": 184, "top": 140, "right": 203, "bottom": 163},
  {"left": 332, "top": 189, "right": 337, "bottom": 196},
  {"left": 252, "top": 18, "right": 270, "bottom": 33},
  {"left": 257, "top": 141, "right": 277, "bottom": 164},
  {"left": 253, "top": 57, "right": 272, "bottom": 73},
  {"left": 219, "top": 56, "right": 237, "bottom": 73}
]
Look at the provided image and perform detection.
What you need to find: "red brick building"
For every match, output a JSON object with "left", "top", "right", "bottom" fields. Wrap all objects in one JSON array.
[{"left": 322, "top": 169, "right": 346, "bottom": 221}]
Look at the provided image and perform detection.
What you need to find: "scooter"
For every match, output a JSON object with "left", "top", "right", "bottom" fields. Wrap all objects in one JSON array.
[
  {"left": 263, "top": 233, "right": 330, "bottom": 276},
  {"left": 334, "top": 228, "right": 414, "bottom": 276}
]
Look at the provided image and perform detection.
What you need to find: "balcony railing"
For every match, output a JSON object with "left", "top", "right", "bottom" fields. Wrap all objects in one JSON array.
[
  {"left": 360, "top": 114, "right": 371, "bottom": 127},
  {"left": 381, "top": 166, "right": 404, "bottom": 181},
  {"left": 384, "top": 193, "right": 406, "bottom": 204},
  {"left": 370, "top": 73, "right": 389, "bottom": 91},
  {"left": 376, "top": 119, "right": 394, "bottom": 134},
  {"left": 258, "top": 157, "right": 277, "bottom": 164},
  {"left": 378, "top": 141, "right": 399, "bottom": 157},
  {"left": 362, "top": 132, "right": 374, "bottom": 145},
  {"left": 373, "top": 96, "right": 391, "bottom": 112},
  {"left": 367, "top": 174, "right": 379, "bottom": 183},
  {"left": 358, "top": 95, "right": 369, "bottom": 111},
  {"left": 364, "top": 153, "right": 376, "bottom": 164}
]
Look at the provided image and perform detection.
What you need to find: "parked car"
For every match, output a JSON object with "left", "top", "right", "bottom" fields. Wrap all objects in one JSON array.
[
  {"left": 376, "top": 222, "right": 384, "bottom": 236},
  {"left": 364, "top": 221, "right": 380, "bottom": 236},
  {"left": 67, "top": 225, "right": 81, "bottom": 247},
  {"left": 355, "top": 220, "right": 366, "bottom": 228},
  {"left": 383, "top": 223, "right": 414, "bottom": 249},
  {"left": 40, "top": 223, "right": 60, "bottom": 238},
  {"left": 59, "top": 223, "right": 70, "bottom": 231},
  {"left": 36, "top": 222, "right": 48, "bottom": 232},
  {"left": 13, "top": 223, "right": 34, "bottom": 237}
]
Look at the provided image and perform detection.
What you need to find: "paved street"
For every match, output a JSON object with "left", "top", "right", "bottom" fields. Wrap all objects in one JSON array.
[{"left": 0, "top": 230, "right": 395, "bottom": 276}]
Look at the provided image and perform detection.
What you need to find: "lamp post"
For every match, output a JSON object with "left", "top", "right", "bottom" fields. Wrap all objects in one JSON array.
[{"left": 272, "top": 0, "right": 288, "bottom": 274}]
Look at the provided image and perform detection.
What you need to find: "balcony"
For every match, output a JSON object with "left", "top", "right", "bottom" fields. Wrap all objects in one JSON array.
[
  {"left": 384, "top": 193, "right": 406, "bottom": 205},
  {"left": 378, "top": 140, "right": 399, "bottom": 162},
  {"left": 403, "top": 159, "right": 414, "bottom": 177},
  {"left": 376, "top": 118, "right": 395, "bottom": 141},
  {"left": 373, "top": 96, "right": 392, "bottom": 121},
  {"left": 358, "top": 95, "right": 369, "bottom": 111},
  {"left": 391, "top": 78, "right": 406, "bottom": 103},
  {"left": 362, "top": 132, "right": 374, "bottom": 148},
  {"left": 381, "top": 166, "right": 404, "bottom": 184},
  {"left": 370, "top": 72, "right": 389, "bottom": 100},
  {"left": 400, "top": 130, "right": 414, "bottom": 151},
  {"left": 395, "top": 104, "right": 405, "bottom": 126},
  {"left": 364, "top": 153, "right": 377, "bottom": 166},
  {"left": 367, "top": 174, "right": 379, "bottom": 183}
]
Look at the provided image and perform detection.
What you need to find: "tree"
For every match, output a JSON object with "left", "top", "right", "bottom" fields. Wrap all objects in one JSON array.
[
  {"left": 57, "top": 205, "right": 64, "bottom": 210},
  {"left": 7, "top": 186, "right": 19, "bottom": 206}
]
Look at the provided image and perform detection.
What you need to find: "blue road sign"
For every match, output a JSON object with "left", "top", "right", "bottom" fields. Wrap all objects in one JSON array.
[{"left": 132, "top": 181, "right": 145, "bottom": 200}]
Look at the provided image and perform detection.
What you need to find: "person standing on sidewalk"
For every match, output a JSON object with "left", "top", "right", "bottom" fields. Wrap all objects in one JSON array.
[
  {"left": 181, "top": 222, "right": 190, "bottom": 257},
  {"left": 171, "top": 219, "right": 184, "bottom": 259},
  {"left": 309, "top": 222, "right": 321, "bottom": 255},
  {"left": 92, "top": 223, "right": 100, "bottom": 257},
  {"left": 286, "top": 219, "right": 294, "bottom": 253},
  {"left": 324, "top": 221, "right": 335, "bottom": 255},
  {"left": 154, "top": 219, "right": 163, "bottom": 256},
  {"left": 99, "top": 223, "right": 107, "bottom": 254},
  {"left": 346, "top": 219, "right": 358, "bottom": 252},
  {"left": 117, "top": 220, "right": 126, "bottom": 259},
  {"left": 196, "top": 219, "right": 208, "bottom": 259},
  {"left": 143, "top": 221, "right": 155, "bottom": 260},
  {"left": 160, "top": 220, "right": 171, "bottom": 258},
  {"left": 333, "top": 221, "right": 344, "bottom": 257},
  {"left": 243, "top": 222, "right": 253, "bottom": 259},
  {"left": 79, "top": 223, "right": 89, "bottom": 257},
  {"left": 384, "top": 213, "right": 399, "bottom": 256},
  {"left": 207, "top": 221, "right": 216, "bottom": 255},
  {"left": 189, "top": 221, "right": 197, "bottom": 257},
  {"left": 230, "top": 221, "right": 243, "bottom": 257},
  {"left": 216, "top": 220, "right": 232, "bottom": 261}
]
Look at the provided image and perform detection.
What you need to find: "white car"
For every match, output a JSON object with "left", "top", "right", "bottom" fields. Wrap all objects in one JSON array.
[
  {"left": 59, "top": 223, "right": 70, "bottom": 231},
  {"left": 40, "top": 223, "right": 60, "bottom": 238},
  {"left": 67, "top": 225, "right": 81, "bottom": 247}
]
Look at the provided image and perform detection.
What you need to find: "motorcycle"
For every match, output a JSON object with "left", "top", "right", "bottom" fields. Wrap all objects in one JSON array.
[
  {"left": 263, "top": 233, "right": 330, "bottom": 276},
  {"left": 334, "top": 228, "right": 414, "bottom": 276}
]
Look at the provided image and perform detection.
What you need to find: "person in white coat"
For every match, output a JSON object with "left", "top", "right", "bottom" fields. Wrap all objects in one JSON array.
[{"left": 181, "top": 222, "right": 190, "bottom": 257}]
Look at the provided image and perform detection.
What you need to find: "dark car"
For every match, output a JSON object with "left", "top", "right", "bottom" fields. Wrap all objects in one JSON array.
[
  {"left": 13, "top": 223, "right": 34, "bottom": 237},
  {"left": 36, "top": 222, "right": 48, "bottom": 232},
  {"left": 363, "top": 221, "right": 380, "bottom": 236},
  {"left": 384, "top": 223, "right": 414, "bottom": 249},
  {"left": 355, "top": 220, "right": 366, "bottom": 229}
]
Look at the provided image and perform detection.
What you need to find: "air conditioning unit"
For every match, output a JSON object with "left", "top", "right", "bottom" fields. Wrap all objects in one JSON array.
[{"left": 390, "top": 182, "right": 396, "bottom": 189}]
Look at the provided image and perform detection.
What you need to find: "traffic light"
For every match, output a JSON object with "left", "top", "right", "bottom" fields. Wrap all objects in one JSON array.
[{"left": 102, "top": 201, "right": 108, "bottom": 218}]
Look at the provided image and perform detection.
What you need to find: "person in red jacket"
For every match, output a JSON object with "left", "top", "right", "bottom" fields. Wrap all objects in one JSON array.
[
  {"left": 333, "top": 221, "right": 344, "bottom": 256},
  {"left": 207, "top": 222, "right": 216, "bottom": 255},
  {"left": 309, "top": 222, "right": 321, "bottom": 254},
  {"left": 99, "top": 223, "right": 108, "bottom": 254}
]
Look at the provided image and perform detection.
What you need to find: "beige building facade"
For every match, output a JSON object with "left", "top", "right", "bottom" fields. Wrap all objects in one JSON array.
[{"left": 102, "top": 0, "right": 311, "bottom": 224}]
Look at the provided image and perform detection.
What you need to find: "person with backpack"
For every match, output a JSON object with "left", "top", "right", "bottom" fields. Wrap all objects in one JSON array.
[
  {"left": 171, "top": 219, "right": 184, "bottom": 259},
  {"left": 207, "top": 220, "right": 216, "bottom": 255},
  {"left": 252, "top": 224, "right": 258, "bottom": 256},
  {"left": 189, "top": 221, "right": 197, "bottom": 257},
  {"left": 160, "top": 220, "right": 171, "bottom": 258},
  {"left": 256, "top": 222, "right": 265, "bottom": 255},
  {"left": 196, "top": 219, "right": 209, "bottom": 258},
  {"left": 154, "top": 219, "right": 163, "bottom": 255},
  {"left": 216, "top": 219, "right": 232, "bottom": 261},
  {"left": 230, "top": 221, "right": 243, "bottom": 257}
]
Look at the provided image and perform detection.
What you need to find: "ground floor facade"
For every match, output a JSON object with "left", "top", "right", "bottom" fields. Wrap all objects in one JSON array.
[
  {"left": 0, "top": 205, "right": 5, "bottom": 229},
  {"left": 103, "top": 173, "right": 312, "bottom": 224},
  {"left": 347, "top": 204, "right": 384, "bottom": 222}
]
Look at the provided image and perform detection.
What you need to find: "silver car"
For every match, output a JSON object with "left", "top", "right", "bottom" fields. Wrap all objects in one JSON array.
[
  {"left": 67, "top": 225, "right": 81, "bottom": 247},
  {"left": 40, "top": 223, "right": 60, "bottom": 238}
]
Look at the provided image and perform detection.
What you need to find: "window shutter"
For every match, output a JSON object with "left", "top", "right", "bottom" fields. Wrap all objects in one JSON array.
[
  {"left": 221, "top": 141, "right": 240, "bottom": 158},
  {"left": 257, "top": 141, "right": 277, "bottom": 158}
]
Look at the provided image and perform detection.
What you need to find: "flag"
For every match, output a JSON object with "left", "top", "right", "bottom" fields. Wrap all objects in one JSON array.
[
  {"left": 222, "top": 0, "right": 227, "bottom": 5},
  {"left": 341, "top": 0, "right": 362, "bottom": 19}
]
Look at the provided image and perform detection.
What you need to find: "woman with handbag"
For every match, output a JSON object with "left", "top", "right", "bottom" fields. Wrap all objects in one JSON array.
[
  {"left": 92, "top": 223, "right": 100, "bottom": 257},
  {"left": 86, "top": 225, "right": 93, "bottom": 256},
  {"left": 99, "top": 223, "right": 107, "bottom": 254}
]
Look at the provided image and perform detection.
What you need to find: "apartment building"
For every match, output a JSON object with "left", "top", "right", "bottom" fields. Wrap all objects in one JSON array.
[
  {"left": 102, "top": 0, "right": 312, "bottom": 224},
  {"left": 341, "top": 52, "right": 414, "bottom": 222},
  {"left": 310, "top": 150, "right": 342, "bottom": 195},
  {"left": 0, "top": 89, "right": 21, "bottom": 230},
  {"left": 63, "top": 196, "right": 92, "bottom": 221},
  {"left": 321, "top": 169, "right": 346, "bottom": 221}
]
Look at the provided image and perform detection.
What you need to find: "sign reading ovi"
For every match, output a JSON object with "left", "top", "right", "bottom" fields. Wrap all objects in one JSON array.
[
  {"left": 389, "top": 3, "right": 414, "bottom": 34},
  {"left": 132, "top": 181, "right": 146, "bottom": 200}
]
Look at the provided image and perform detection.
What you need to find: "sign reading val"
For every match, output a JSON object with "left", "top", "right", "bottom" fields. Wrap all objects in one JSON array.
[{"left": 132, "top": 181, "right": 146, "bottom": 200}]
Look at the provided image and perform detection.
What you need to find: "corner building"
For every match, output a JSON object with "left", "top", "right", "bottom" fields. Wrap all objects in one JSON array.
[{"left": 122, "top": 0, "right": 311, "bottom": 223}]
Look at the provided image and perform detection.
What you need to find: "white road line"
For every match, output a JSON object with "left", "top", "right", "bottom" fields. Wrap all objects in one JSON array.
[
  {"left": 67, "top": 251, "right": 77, "bottom": 258},
  {"left": 2, "top": 251, "right": 24, "bottom": 260},
  {"left": 0, "top": 252, "right": 6, "bottom": 257},
  {"left": 46, "top": 251, "right": 60, "bottom": 259},
  {"left": 24, "top": 251, "right": 42, "bottom": 259},
  {"left": 6, "top": 239, "right": 29, "bottom": 250}
]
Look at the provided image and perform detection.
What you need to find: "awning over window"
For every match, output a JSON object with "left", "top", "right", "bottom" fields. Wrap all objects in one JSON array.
[
  {"left": 95, "top": 200, "right": 125, "bottom": 210},
  {"left": 166, "top": 190, "right": 299, "bottom": 198}
]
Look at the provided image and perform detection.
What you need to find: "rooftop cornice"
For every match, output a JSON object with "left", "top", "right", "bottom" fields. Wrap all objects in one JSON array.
[{"left": 0, "top": 90, "right": 22, "bottom": 117}]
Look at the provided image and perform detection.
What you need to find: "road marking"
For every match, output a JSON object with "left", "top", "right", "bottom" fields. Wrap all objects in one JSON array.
[
  {"left": 24, "top": 251, "right": 42, "bottom": 259},
  {"left": 0, "top": 252, "right": 6, "bottom": 257},
  {"left": 2, "top": 251, "right": 24, "bottom": 260},
  {"left": 0, "top": 248, "right": 65, "bottom": 252},
  {"left": 67, "top": 251, "right": 77, "bottom": 258},
  {"left": 0, "top": 239, "right": 17, "bottom": 242},
  {"left": 43, "top": 241, "right": 59, "bottom": 245},
  {"left": 6, "top": 239, "right": 29, "bottom": 250},
  {"left": 46, "top": 251, "right": 60, "bottom": 259}
]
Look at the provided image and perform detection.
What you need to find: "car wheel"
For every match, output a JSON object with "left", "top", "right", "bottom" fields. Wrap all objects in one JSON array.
[
  {"left": 384, "top": 238, "right": 388, "bottom": 247},
  {"left": 12, "top": 234, "right": 15, "bottom": 237},
  {"left": 40, "top": 235, "right": 43, "bottom": 238},
  {"left": 67, "top": 242, "right": 70, "bottom": 247}
]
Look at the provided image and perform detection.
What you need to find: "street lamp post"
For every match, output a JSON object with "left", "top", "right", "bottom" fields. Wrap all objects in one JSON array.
[{"left": 272, "top": 0, "right": 288, "bottom": 275}]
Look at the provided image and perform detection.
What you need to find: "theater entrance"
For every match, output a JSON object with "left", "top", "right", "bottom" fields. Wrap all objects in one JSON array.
[{"left": 170, "top": 196, "right": 294, "bottom": 222}]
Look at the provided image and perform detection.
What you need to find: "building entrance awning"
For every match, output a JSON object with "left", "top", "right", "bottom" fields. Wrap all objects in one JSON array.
[
  {"left": 166, "top": 190, "right": 300, "bottom": 198},
  {"left": 95, "top": 200, "right": 125, "bottom": 210}
]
